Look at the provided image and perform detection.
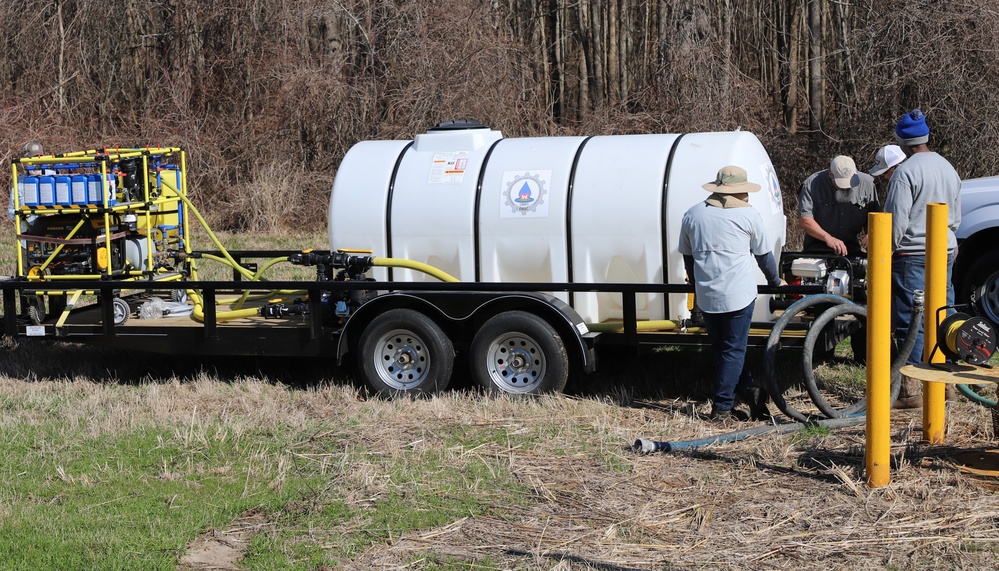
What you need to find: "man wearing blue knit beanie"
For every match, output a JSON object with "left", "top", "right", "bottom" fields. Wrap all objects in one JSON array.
[{"left": 883, "top": 108, "right": 962, "bottom": 408}]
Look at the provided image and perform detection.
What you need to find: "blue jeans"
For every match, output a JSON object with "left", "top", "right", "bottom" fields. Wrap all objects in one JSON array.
[
  {"left": 702, "top": 301, "right": 755, "bottom": 410},
  {"left": 891, "top": 252, "right": 955, "bottom": 365}
]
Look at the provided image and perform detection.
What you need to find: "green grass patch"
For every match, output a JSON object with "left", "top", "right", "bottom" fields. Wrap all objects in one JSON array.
[{"left": 0, "top": 424, "right": 316, "bottom": 570}]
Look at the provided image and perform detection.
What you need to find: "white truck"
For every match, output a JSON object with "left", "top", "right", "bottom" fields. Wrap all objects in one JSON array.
[{"left": 955, "top": 176, "right": 999, "bottom": 325}]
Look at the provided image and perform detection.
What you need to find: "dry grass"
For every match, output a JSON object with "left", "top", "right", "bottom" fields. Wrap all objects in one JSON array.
[{"left": 2, "top": 339, "right": 998, "bottom": 570}]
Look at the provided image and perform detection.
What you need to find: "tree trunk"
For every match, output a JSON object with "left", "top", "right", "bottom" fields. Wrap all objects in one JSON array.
[{"left": 808, "top": 0, "right": 823, "bottom": 132}]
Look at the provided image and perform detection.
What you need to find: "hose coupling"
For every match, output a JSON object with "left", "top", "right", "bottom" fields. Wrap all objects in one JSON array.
[{"left": 912, "top": 289, "right": 925, "bottom": 309}]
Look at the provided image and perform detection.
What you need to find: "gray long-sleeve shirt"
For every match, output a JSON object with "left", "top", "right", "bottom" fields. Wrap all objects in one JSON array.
[{"left": 884, "top": 151, "right": 961, "bottom": 253}]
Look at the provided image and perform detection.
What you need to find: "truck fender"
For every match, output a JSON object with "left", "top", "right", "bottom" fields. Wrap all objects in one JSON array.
[{"left": 957, "top": 203, "right": 999, "bottom": 240}]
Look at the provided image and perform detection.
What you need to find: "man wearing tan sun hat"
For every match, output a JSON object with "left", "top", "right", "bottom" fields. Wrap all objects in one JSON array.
[{"left": 679, "top": 166, "right": 785, "bottom": 422}]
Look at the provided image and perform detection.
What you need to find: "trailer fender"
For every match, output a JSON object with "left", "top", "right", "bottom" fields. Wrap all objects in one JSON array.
[{"left": 335, "top": 292, "right": 595, "bottom": 374}]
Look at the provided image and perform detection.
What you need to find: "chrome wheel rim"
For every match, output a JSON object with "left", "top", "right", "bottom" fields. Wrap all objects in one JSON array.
[
  {"left": 370, "top": 328, "right": 431, "bottom": 390},
  {"left": 483, "top": 332, "right": 546, "bottom": 393}
]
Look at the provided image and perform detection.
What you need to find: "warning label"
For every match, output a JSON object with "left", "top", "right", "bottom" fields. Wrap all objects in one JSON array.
[{"left": 428, "top": 152, "right": 470, "bottom": 184}]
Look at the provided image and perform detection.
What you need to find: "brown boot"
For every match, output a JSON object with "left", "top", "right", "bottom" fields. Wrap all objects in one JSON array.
[{"left": 893, "top": 375, "right": 922, "bottom": 409}]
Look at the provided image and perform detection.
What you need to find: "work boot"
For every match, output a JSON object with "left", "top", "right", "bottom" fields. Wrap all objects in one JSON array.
[
  {"left": 893, "top": 375, "right": 922, "bottom": 409},
  {"left": 737, "top": 385, "right": 773, "bottom": 422},
  {"left": 709, "top": 405, "right": 749, "bottom": 422}
]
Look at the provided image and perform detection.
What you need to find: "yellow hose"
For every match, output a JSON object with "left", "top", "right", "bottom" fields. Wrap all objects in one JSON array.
[
  {"left": 586, "top": 320, "right": 678, "bottom": 332},
  {"left": 170, "top": 185, "right": 292, "bottom": 320},
  {"left": 372, "top": 257, "right": 459, "bottom": 282},
  {"left": 370, "top": 257, "right": 678, "bottom": 333},
  {"left": 186, "top": 289, "right": 261, "bottom": 322}
]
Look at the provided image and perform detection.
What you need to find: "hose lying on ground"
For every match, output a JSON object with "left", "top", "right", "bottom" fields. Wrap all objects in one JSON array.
[
  {"left": 632, "top": 293, "right": 925, "bottom": 454},
  {"left": 632, "top": 415, "right": 865, "bottom": 454}
]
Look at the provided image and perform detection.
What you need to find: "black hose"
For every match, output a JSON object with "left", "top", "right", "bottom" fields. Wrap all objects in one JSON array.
[
  {"left": 801, "top": 303, "right": 869, "bottom": 417},
  {"left": 764, "top": 294, "right": 855, "bottom": 422},
  {"left": 632, "top": 415, "right": 865, "bottom": 454},
  {"left": 801, "top": 302, "right": 921, "bottom": 417}
]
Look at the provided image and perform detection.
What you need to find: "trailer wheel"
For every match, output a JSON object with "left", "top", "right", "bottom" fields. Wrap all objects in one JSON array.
[
  {"left": 27, "top": 295, "right": 46, "bottom": 325},
  {"left": 112, "top": 297, "right": 131, "bottom": 325},
  {"left": 470, "top": 311, "right": 569, "bottom": 395},
  {"left": 358, "top": 309, "right": 454, "bottom": 396}
]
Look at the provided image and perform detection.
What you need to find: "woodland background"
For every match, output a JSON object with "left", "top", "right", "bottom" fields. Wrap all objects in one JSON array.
[{"left": 2, "top": 0, "right": 998, "bottom": 243}]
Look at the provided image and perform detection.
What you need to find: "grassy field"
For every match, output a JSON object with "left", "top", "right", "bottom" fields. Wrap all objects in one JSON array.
[{"left": 2, "top": 225, "right": 999, "bottom": 569}]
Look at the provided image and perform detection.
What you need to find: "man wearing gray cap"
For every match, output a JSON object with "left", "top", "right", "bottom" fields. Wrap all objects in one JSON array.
[{"left": 798, "top": 155, "right": 879, "bottom": 257}]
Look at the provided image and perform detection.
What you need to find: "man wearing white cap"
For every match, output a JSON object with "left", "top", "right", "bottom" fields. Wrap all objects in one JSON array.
[
  {"left": 679, "top": 165, "right": 785, "bottom": 422},
  {"left": 870, "top": 144, "right": 906, "bottom": 181},
  {"left": 798, "top": 155, "right": 879, "bottom": 257}
]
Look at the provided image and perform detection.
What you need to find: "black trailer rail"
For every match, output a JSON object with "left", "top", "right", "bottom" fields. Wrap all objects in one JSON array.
[
  {"left": 2, "top": 247, "right": 859, "bottom": 396},
  {"left": 1, "top": 272, "right": 821, "bottom": 358}
]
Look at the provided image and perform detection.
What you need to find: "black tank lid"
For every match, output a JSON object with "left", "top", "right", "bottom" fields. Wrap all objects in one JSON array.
[{"left": 428, "top": 120, "right": 488, "bottom": 131}]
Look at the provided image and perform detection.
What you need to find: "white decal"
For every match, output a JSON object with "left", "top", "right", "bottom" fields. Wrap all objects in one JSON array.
[
  {"left": 760, "top": 162, "right": 782, "bottom": 216},
  {"left": 500, "top": 170, "right": 552, "bottom": 218}
]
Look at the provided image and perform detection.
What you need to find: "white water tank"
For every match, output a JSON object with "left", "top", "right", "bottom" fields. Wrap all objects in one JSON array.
[{"left": 329, "top": 122, "right": 786, "bottom": 323}]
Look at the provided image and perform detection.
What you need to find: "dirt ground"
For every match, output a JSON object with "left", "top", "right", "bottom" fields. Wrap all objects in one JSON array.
[
  {"left": 173, "top": 391, "right": 999, "bottom": 570},
  {"left": 4, "top": 341, "right": 996, "bottom": 570}
]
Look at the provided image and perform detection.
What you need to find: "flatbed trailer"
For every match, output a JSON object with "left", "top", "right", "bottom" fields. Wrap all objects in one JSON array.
[
  {"left": 0, "top": 250, "right": 830, "bottom": 396},
  {"left": 4, "top": 143, "right": 860, "bottom": 399}
]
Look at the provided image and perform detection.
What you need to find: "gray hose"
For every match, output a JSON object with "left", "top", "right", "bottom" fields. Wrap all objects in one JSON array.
[{"left": 633, "top": 416, "right": 865, "bottom": 454}]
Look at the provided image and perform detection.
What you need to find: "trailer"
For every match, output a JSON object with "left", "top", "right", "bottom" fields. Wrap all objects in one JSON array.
[{"left": 2, "top": 136, "right": 873, "bottom": 405}]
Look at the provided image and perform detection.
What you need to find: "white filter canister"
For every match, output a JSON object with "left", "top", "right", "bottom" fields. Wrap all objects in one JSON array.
[
  {"left": 38, "top": 176, "right": 55, "bottom": 206},
  {"left": 20, "top": 177, "right": 40, "bottom": 206},
  {"left": 86, "top": 174, "right": 117, "bottom": 206}
]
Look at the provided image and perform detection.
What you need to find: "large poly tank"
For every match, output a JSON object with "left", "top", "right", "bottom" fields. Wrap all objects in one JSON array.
[{"left": 329, "top": 122, "right": 786, "bottom": 323}]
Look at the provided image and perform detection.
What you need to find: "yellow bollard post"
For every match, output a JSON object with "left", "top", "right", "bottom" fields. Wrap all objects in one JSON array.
[
  {"left": 923, "top": 203, "right": 948, "bottom": 443},
  {"left": 866, "top": 212, "right": 892, "bottom": 487}
]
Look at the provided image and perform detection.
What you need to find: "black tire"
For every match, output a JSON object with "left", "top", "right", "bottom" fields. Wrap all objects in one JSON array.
[
  {"left": 963, "top": 250, "right": 999, "bottom": 325},
  {"left": 358, "top": 309, "right": 454, "bottom": 396},
  {"left": 470, "top": 311, "right": 569, "bottom": 395},
  {"left": 27, "top": 295, "right": 46, "bottom": 325}
]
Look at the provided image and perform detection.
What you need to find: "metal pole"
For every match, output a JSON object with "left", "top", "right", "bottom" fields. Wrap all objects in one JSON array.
[
  {"left": 923, "top": 203, "right": 948, "bottom": 443},
  {"left": 866, "top": 212, "right": 892, "bottom": 487}
]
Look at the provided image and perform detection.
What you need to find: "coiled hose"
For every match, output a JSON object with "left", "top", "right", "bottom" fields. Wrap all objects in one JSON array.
[{"left": 765, "top": 294, "right": 921, "bottom": 423}]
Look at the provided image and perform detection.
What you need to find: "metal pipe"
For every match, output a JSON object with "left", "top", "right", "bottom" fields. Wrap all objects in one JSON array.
[
  {"left": 924, "top": 203, "right": 948, "bottom": 443},
  {"left": 866, "top": 212, "right": 892, "bottom": 487}
]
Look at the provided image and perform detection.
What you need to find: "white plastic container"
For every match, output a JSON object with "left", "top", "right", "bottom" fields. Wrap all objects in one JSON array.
[
  {"left": 55, "top": 175, "right": 72, "bottom": 206},
  {"left": 329, "top": 125, "right": 786, "bottom": 323},
  {"left": 71, "top": 175, "right": 88, "bottom": 204},
  {"left": 38, "top": 175, "right": 56, "bottom": 206}
]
